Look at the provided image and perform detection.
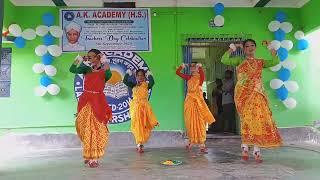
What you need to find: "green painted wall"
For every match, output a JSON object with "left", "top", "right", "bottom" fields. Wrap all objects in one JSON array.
[
  {"left": 1, "top": 0, "right": 319, "bottom": 134},
  {"left": 301, "top": 0, "right": 320, "bottom": 33},
  {"left": 299, "top": 0, "right": 320, "bottom": 123},
  {"left": 175, "top": 8, "right": 311, "bottom": 128}
]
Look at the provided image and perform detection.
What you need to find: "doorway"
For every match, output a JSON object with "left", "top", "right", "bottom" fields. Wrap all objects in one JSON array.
[{"left": 182, "top": 37, "right": 247, "bottom": 135}]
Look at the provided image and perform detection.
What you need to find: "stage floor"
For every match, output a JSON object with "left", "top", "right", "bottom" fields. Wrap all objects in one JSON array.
[{"left": 1, "top": 143, "right": 320, "bottom": 180}]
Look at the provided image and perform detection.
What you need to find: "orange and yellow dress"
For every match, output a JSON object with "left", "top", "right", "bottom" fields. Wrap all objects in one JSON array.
[
  {"left": 221, "top": 52, "right": 282, "bottom": 148},
  {"left": 176, "top": 66, "right": 215, "bottom": 145},
  {"left": 123, "top": 74, "right": 158, "bottom": 145},
  {"left": 70, "top": 64, "right": 112, "bottom": 160}
]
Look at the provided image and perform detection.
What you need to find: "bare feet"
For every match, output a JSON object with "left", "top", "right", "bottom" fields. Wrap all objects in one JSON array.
[
  {"left": 88, "top": 160, "right": 99, "bottom": 168},
  {"left": 136, "top": 144, "right": 144, "bottom": 153}
]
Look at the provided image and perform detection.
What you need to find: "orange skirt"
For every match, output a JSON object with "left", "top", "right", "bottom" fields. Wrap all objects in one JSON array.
[
  {"left": 184, "top": 95, "right": 215, "bottom": 144},
  {"left": 235, "top": 87, "right": 282, "bottom": 148},
  {"left": 130, "top": 100, "right": 158, "bottom": 144},
  {"left": 76, "top": 103, "right": 109, "bottom": 159}
]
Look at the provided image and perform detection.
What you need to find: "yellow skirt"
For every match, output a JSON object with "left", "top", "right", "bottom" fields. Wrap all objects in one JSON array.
[
  {"left": 130, "top": 100, "right": 158, "bottom": 144},
  {"left": 236, "top": 89, "right": 282, "bottom": 148},
  {"left": 184, "top": 95, "right": 215, "bottom": 144},
  {"left": 76, "top": 103, "right": 109, "bottom": 159}
]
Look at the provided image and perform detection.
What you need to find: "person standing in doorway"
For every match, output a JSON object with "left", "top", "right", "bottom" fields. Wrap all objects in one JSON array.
[
  {"left": 214, "top": 79, "right": 223, "bottom": 115},
  {"left": 210, "top": 79, "right": 223, "bottom": 132},
  {"left": 221, "top": 70, "right": 236, "bottom": 134},
  {"left": 203, "top": 92, "right": 209, "bottom": 106}
]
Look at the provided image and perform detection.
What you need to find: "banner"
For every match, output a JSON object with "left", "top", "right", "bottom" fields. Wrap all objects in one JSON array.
[
  {"left": 74, "top": 51, "right": 151, "bottom": 124},
  {"left": 60, "top": 8, "right": 151, "bottom": 52}
]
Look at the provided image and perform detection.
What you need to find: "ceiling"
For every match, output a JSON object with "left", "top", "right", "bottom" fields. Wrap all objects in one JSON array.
[{"left": 9, "top": 0, "right": 310, "bottom": 8}]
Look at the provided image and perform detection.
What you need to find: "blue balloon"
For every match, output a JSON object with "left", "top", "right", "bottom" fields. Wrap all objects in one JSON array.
[
  {"left": 277, "top": 47, "right": 289, "bottom": 61},
  {"left": 42, "top": 13, "right": 55, "bottom": 26},
  {"left": 43, "top": 34, "right": 55, "bottom": 46},
  {"left": 278, "top": 68, "right": 291, "bottom": 81},
  {"left": 274, "top": 29, "right": 286, "bottom": 41},
  {"left": 297, "top": 39, "right": 309, "bottom": 50},
  {"left": 214, "top": 3, "right": 224, "bottom": 15},
  {"left": 42, "top": 53, "right": 54, "bottom": 65},
  {"left": 275, "top": 11, "right": 287, "bottom": 23},
  {"left": 276, "top": 86, "right": 289, "bottom": 101},
  {"left": 40, "top": 75, "right": 52, "bottom": 87},
  {"left": 14, "top": 37, "right": 26, "bottom": 48}
]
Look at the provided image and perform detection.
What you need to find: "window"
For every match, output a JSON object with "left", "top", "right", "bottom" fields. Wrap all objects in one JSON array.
[{"left": 0, "top": 48, "right": 12, "bottom": 97}]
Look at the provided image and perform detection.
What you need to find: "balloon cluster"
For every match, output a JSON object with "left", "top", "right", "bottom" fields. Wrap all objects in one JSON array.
[
  {"left": 33, "top": 13, "right": 63, "bottom": 96},
  {"left": 8, "top": 24, "right": 37, "bottom": 48},
  {"left": 268, "top": 12, "right": 298, "bottom": 109},
  {"left": 294, "top": 31, "right": 309, "bottom": 50},
  {"left": 212, "top": 3, "right": 225, "bottom": 27}
]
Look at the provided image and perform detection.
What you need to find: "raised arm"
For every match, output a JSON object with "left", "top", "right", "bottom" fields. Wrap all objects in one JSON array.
[
  {"left": 102, "top": 63, "right": 112, "bottom": 81},
  {"left": 147, "top": 75, "right": 155, "bottom": 89},
  {"left": 123, "top": 72, "right": 136, "bottom": 88},
  {"left": 176, "top": 64, "right": 191, "bottom": 80},
  {"left": 69, "top": 62, "right": 91, "bottom": 74},
  {"left": 221, "top": 50, "right": 242, "bottom": 66},
  {"left": 104, "top": 69, "right": 112, "bottom": 81},
  {"left": 263, "top": 50, "right": 280, "bottom": 68}
]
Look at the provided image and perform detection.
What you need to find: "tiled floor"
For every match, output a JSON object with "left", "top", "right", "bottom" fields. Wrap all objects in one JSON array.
[{"left": 1, "top": 143, "right": 320, "bottom": 180}]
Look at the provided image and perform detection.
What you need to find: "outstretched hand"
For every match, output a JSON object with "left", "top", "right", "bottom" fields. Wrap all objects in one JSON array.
[
  {"left": 74, "top": 54, "right": 84, "bottom": 65},
  {"left": 126, "top": 69, "right": 133, "bottom": 76},
  {"left": 145, "top": 70, "right": 153, "bottom": 77},
  {"left": 228, "top": 43, "right": 243, "bottom": 53},
  {"left": 262, "top": 40, "right": 277, "bottom": 56}
]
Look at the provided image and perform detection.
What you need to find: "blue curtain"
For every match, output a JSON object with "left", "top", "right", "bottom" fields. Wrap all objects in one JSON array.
[{"left": 182, "top": 45, "right": 192, "bottom": 96}]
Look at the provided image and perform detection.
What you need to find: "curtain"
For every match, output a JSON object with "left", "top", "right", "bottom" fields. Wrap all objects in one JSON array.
[{"left": 182, "top": 45, "right": 192, "bottom": 96}]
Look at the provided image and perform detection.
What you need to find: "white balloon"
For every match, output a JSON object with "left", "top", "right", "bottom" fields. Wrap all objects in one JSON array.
[
  {"left": 269, "top": 63, "right": 282, "bottom": 72},
  {"left": 34, "top": 86, "right": 47, "bottom": 96},
  {"left": 35, "top": 45, "right": 48, "bottom": 56},
  {"left": 214, "top": 15, "right": 224, "bottom": 27},
  {"left": 8, "top": 24, "right": 22, "bottom": 37},
  {"left": 48, "top": 45, "right": 62, "bottom": 57},
  {"left": 49, "top": 26, "right": 63, "bottom": 38},
  {"left": 36, "top": 25, "right": 49, "bottom": 37},
  {"left": 21, "top": 28, "right": 36, "bottom": 40},
  {"left": 281, "top": 40, "right": 294, "bottom": 51},
  {"left": 280, "top": 22, "right": 293, "bottom": 33},
  {"left": 270, "top": 40, "right": 281, "bottom": 50},
  {"left": 32, "top": 63, "right": 45, "bottom": 74},
  {"left": 47, "top": 84, "right": 60, "bottom": 95},
  {"left": 268, "top": 21, "right": 281, "bottom": 32},
  {"left": 283, "top": 97, "right": 297, "bottom": 109},
  {"left": 281, "top": 60, "right": 296, "bottom": 70},
  {"left": 284, "top": 81, "right": 299, "bottom": 93},
  {"left": 294, "top": 31, "right": 305, "bottom": 40},
  {"left": 44, "top": 65, "right": 57, "bottom": 76},
  {"left": 270, "top": 79, "right": 284, "bottom": 89}
]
